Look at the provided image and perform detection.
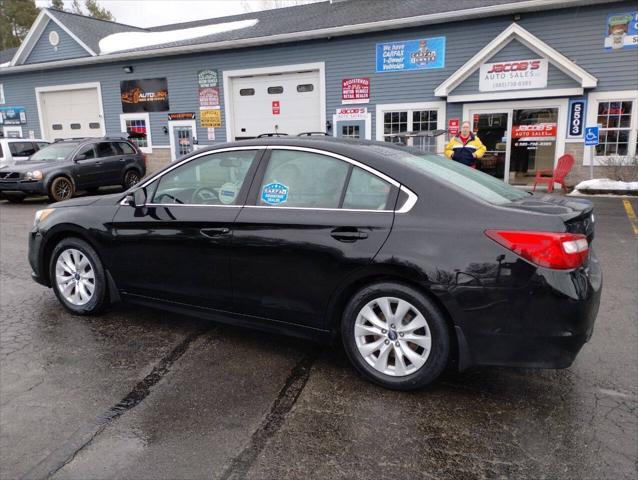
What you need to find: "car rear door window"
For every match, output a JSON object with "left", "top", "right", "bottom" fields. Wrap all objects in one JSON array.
[
  {"left": 97, "top": 142, "right": 117, "bottom": 157},
  {"left": 9, "top": 142, "right": 37, "bottom": 157},
  {"left": 152, "top": 150, "right": 258, "bottom": 205},
  {"left": 259, "top": 150, "right": 349, "bottom": 208},
  {"left": 343, "top": 167, "right": 392, "bottom": 210},
  {"left": 36, "top": 142, "right": 50, "bottom": 150},
  {"left": 117, "top": 142, "right": 136, "bottom": 155}
]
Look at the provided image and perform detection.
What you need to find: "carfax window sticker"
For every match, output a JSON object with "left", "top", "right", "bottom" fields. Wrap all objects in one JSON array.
[{"left": 261, "top": 182, "right": 289, "bottom": 205}]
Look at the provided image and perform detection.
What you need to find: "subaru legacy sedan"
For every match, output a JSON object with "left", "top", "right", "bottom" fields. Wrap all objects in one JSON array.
[{"left": 28, "top": 138, "right": 601, "bottom": 390}]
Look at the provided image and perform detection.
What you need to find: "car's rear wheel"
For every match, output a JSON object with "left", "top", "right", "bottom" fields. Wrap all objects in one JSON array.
[
  {"left": 49, "top": 177, "right": 74, "bottom": 202},
  {"left": 341, "top": 282, "right": 450, "bottom": 390},
  {"left": 49, "top": 237, "right": 107, "bottom": 315},
  {"left": 122, "top": 170, "right": 140, "bottom": 189}
]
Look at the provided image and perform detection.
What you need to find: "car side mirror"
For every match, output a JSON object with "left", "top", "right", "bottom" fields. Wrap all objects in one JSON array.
[
  {"left": 125, "top": 187, "right": 147, "bottom": 207},
  {"left": 75, "top": 154, "right": 87, "bottom": 161}
]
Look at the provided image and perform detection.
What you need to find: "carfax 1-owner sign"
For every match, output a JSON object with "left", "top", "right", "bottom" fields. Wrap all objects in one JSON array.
[
  {"left": 479, "top": 59, "right": 548, "bottom": 92},
  {"left": 376, "top": 37, "right": 445, "bottom": 72}
]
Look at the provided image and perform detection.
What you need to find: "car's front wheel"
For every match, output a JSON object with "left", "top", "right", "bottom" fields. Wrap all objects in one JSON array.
[
  {"left": 341, "top": 282, "right": 450, "bottom": 390},
  {"left": 49, "top": 237, "right": 107, "bottom": 315},
  {"left": 48, "top": 176, "right": 74, "bottom": 202}
]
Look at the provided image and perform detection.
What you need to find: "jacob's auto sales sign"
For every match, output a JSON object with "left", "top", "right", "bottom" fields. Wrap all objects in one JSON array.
[
  {"left": 512, "top": 123, "right": 557, "bottom": 139},
  {"left": 479, "top": 59, "right": 548, "bottom": 92}
]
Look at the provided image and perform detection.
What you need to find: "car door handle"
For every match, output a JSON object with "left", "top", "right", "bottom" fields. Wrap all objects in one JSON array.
[
  {"left": 200, "top": 227, "right": 231, "bottom": 238},
  {"left": 330, "top": 228, "right": 368, "bottom": 242},
  {"left": 94, "top": 161, "right": 102, "bottom": 166}
]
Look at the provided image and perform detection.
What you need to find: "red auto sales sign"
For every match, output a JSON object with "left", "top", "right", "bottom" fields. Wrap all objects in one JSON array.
[{"left": 342, "top": 78, "right": 370, "bottom": 104}]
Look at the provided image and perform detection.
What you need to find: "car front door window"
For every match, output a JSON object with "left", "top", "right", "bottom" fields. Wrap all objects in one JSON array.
[{"left": 153, "top": 150, "right": 258, "bottom": 205}]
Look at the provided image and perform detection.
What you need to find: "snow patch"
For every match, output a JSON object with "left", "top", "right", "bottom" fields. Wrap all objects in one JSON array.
[
  {"left": 99, "top": 19, "right": 259, "bottom": 54},
  {"left": 569, "top": 178, "right": 638, "bottom": 196}
]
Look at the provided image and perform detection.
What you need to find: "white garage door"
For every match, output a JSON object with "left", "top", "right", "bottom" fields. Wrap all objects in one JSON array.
[
  {"left": 231, "top": 70, "right": 322, "bottom": 139},
  {"left": 40, "top": 87, "right": 103, "bottom": 140}
]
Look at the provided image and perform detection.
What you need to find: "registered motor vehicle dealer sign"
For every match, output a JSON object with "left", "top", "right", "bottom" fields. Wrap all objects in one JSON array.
[{"left": 479, "top": 58, "right": 548, "bottom": 92}]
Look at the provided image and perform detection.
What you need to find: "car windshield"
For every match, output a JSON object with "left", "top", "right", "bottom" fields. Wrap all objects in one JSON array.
[
  {"left": 365, "top": 145, "right": 528, "bottom": 205},
  {"left": 29, "top": 143, "right": 79, "bottom": 162}
]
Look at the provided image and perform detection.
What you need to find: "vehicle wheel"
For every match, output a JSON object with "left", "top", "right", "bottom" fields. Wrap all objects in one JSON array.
[
  {"left": 49, "top": 237, "right": 107, "bottom": 315},
  {"left": 341, "top": 282, "right": 450, "bottom": 390},
  {"left": 122, "top": 170, "right": 140, "bottom": 189},
  {"left": 48, "top": 177, "right": 74, "bottom": 202}
]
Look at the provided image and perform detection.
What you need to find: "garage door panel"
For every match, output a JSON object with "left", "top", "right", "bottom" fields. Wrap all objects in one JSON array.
[
  {"left": 41, "top": 87, "right": 103, "bottom": 140},
  {"left": 232, "top": 71, "right": 321, "bottom": 138}
]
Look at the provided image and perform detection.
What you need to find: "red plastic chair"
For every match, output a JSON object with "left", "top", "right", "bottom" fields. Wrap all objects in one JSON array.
[{"left": 533, "top": 154, "right": 574, "bottom": 193}]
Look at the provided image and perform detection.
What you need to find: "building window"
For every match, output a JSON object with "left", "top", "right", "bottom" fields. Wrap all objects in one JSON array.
[
  {"left": 120, "top": 113, "right": 152, "bottom": 153},
  {"left": 595, "top": 101, "right": 633, "bottom": 156},
  {"left": 383, "top": 109, "right": 439, "bottom": 151},
  {"left": 267, "top": 86, "right": 284, "bottom": 94},
  {"left": 297, "top": 84, "right": 314, "bottom": 93},
  {"left": 383, "top": 111, "right": 408, "bottom": 143},
  {"left": 240, "top": 88, "right": 255, "bottom": 96},
  {"left": 341, "top": 125, "right": 360, "bottom": 138}
]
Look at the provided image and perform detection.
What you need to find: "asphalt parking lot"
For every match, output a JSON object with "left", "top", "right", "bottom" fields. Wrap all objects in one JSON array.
[{"left": 1, "top": 194, "right": 636, "bottom": 480}]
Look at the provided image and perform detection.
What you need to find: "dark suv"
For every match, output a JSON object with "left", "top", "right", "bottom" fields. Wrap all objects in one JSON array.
[{"left": 0, "top": 137, "right": 146, "bottom": 202}]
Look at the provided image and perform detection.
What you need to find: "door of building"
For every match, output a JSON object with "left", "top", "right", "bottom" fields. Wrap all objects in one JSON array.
[
  {"left": 336, "top": 120, "right": 365, "bottom": 139},
  {"left": 169, "top": 120, "right": 197, "bottom": 161},
  {"left": 471, "top": 111, "right": 510, "bottom": 180},
  {"left": 509, "top": 107, "right": 558, "bottom": 185}
]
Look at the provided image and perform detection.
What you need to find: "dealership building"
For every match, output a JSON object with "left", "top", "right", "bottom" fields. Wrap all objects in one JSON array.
[{"left": 0, "top": 0, "right": 636, "bottom": 184}]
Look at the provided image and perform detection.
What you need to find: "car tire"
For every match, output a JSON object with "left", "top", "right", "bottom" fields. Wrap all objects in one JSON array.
[
  {"left": 49, "top": 237, "right": 107, "bottom": 315},
  {"left": 48, "top": 176, "right": 74, "bottom": 202},
  {"left": 341, "top": 282, "right": 450, "bottom": 390},
  {"left": 122, "top": 170, "right": 141, "bottom": 189}
]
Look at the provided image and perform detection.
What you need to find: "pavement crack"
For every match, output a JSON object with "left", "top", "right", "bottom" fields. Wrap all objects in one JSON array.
[
  {"left": 218, "top": 347, "right": 321, "bottom": 480},
  {"left": 19, "top": 325, "right": 211, "bottom": 480}
]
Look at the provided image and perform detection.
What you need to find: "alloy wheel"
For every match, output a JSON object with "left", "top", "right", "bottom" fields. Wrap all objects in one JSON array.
[
  {"left": 55, "top": 248, "right": 96, "bottom": 306},
  {"left": 124, "top": 171, "right": 140, "bottom": 188},
  {"left": 354, "top": 296, "right": 432, "bottom": 376},
  {"left": 53, "top": 178, "right": 72, "bottom": 201}
]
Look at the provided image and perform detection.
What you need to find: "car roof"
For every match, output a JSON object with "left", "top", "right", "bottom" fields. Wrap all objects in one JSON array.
[{"left": 1, "top": 138, "right": 48, "bottom": 142}]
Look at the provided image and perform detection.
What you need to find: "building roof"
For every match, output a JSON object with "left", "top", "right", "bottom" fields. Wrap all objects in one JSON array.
[
  {"left": 0, "top": 0, "right": 616, "bottom": 71},
  {"left": 45, "top": 8, "right": 145, "bottom": 54}
]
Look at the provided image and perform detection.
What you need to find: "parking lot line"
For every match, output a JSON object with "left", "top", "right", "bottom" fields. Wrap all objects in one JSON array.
[{"left": 622, "top": 199, "right": 638, "bottom": 236}]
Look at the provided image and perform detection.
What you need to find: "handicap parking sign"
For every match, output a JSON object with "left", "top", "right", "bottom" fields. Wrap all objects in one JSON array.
[{"left": 584, "top": 126, "right": 599, "bottom": 146}]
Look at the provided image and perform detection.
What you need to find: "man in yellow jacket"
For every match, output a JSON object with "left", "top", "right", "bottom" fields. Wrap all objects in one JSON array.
[{"left": 444, "top": 121, "right": 486, "bottom": 168}]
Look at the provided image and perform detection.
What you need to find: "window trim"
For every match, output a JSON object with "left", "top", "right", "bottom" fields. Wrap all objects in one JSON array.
[
  {"left": 0, "top": 84, "right": 5, "bottom": 104},
  {"left": 585, "top": 90, "right": 638, "bottom": 166},
  {"left": 375, "top": 101, "right": 446, "bottom": 153},
  {"left": 119, "top": 112, "right": 152, "bottom": 154},
  {"left": 123, "top": 145, "right": 417, "bottom": 213}
]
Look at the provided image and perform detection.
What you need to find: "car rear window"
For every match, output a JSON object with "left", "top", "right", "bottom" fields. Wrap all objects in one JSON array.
[
  {"left": 364, "top": 145, "right": 528, "bottom": 205},
  {"left": 9, "top": 142, "right": 37, "bottom": 157}
]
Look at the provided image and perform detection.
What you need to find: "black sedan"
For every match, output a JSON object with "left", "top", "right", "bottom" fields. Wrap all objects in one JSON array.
[{"left": 27, "top": 138, "right": 601, "bottom": 390}]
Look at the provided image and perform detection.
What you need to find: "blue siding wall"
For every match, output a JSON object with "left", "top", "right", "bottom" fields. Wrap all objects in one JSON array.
[
  {"left": 452, "top": 40, "right": 581, "bottom": 95},
  {"left": 25, "top": 19, "right": 90, "bottom": 65},
  {"left": 1, "top": 0, "right": 636, "bottom": 147}
]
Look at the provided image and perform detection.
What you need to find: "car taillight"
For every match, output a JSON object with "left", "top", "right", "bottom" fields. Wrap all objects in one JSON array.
[{"left": 485, "top": 230, "right": 589, "bottom": 270}]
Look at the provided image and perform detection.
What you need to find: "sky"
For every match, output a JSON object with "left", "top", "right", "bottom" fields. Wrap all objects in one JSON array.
[{"left": 34, "top": 0, "right": 323, "bottom": 28}]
